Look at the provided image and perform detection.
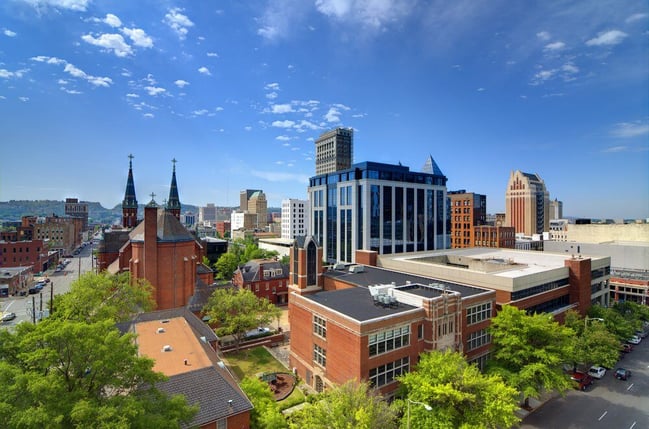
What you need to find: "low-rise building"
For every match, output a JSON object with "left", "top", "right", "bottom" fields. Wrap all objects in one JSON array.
[{"left": 233, "top": 259, "right": 289, "bottom": 305}]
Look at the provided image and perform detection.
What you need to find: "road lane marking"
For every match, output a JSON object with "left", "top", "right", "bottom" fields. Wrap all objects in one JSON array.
[
  {"left": 598, "top": 411, "right": 607, "bottom": 421},
  {"left": 627, "top": 383, "right": 633, "bottom": 391},
  {"left": 4, "top": 300, "right": 15, "bottom": 311},
  {"left": 629, "top": 421, "right": 636, "bottom": 429}
]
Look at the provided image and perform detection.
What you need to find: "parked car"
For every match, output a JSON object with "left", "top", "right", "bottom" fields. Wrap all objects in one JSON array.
[
  {"left": 1, "top": 312, "right": 17, "bottom": 322},
  {"left": 615, "top": 368, "right": 632, "bottom": 380},
  {"left": 244, "top": 327, "right": 271, "bottom": 338},
  {"left": 627, "top": 335, "right": 641, "bottom": 345},
  {"left": 588, "top": 366, "right": 607, "bottom": 379},
  {"left": 635, "top": 330, "right": 648, "bottom": 339},
  {"left": 570, "top": 371, "right": 593, "bottom": 391},
  {"left": 621, "top": 343, "right": 633, "bottom": 353},
  {"left": 28, "top": 287, "right": 38, "bottom": 294}
]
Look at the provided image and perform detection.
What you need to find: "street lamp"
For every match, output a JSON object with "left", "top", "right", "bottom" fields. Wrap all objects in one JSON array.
[
  {"left": 407, "top": 398, "right": 432, "bottom": 429},
  {"left": 585, "top": 316, "right": 604, "bottom": 328}
]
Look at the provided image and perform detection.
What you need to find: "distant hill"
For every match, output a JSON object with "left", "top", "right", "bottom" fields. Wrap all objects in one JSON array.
[{"left": 0, "top": 200, "right": 199, "bottom": 225}]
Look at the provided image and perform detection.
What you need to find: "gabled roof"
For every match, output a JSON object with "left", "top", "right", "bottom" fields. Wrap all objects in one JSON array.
[
  {"left": 129, "top": 209, "right": 194, "bottom": 243},
  {"left": 156, "top": 366, "right": 253, "bottom": 428},
  {"left": 238, "top": 259, "right": 289, "bottom": 282}
]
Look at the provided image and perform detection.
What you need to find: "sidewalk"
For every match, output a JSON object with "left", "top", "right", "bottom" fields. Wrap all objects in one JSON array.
[{"left": 514, "top": 391, "right": 559, "bottom": 420}]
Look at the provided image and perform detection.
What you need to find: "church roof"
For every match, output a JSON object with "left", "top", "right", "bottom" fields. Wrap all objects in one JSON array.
[
  {"left": 122, "top": 155, "right": 138, "bottom": 209},
  {"left": 130, "top": 209, "right": 195, "bottom": 243},
  {"left": 167, "top": 159, "right": 181, "bottom": 210}
]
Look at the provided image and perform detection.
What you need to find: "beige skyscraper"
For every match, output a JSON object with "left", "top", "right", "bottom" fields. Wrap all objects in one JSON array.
[
  {"left": 505, "top": 170, "right": 550, "bottom": 236},
  {"left": 315, "top": 127, "right": 353, "bottom": 175}
]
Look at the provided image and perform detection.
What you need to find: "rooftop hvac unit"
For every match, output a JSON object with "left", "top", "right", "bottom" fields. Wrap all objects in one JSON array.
[
  {"left": 157, "top": 327, "right": 165, "bottom": 334},
  {"left": 348, "top": 265, "right": 365, "bottom": 273},
  {"left": 162, "top": 345, "right": 172, "bottom": 352}
]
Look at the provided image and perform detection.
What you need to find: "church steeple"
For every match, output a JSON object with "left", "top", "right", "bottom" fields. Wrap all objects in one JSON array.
[
  {"left": 122, "top": 154, "right": 138, "bottom": 228},
  {"left": 166, "top": 158, "right": 181, "bottom": 220}
]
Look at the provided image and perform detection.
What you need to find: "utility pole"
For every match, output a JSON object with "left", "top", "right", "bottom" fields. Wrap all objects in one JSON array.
[
  {"left": 31, "top": 295, "right": 36, "bottom": 324},
  {"left": 50, "top": 281, "right": 54, "bottom": 315}
]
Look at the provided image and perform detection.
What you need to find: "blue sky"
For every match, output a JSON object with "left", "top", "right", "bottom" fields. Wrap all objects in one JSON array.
[{"left": 0, "top": 0, "right": 647, "bottom": 219}]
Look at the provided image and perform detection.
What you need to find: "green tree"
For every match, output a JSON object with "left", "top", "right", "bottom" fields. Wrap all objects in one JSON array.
[
  {"left": 203, "top": 288, "right": 280, "bottom": 351},
  {"left": 563, "top": 310, "right": 620, "bottom": 370},
  {"left": 487, "top": 305, "right": 574, "bottom": 408},
  {"left": 0, "top": 319, "right": 197, "bottom": 428},
  {"left": 288, "top": 380, "right": 397, "bottom": 429},
  {"left": 588, "top": 304, "right": 635, "bottom": 341},
  {"left": 240, "top": 376, "right": 287, "bottom": 429},
  {"left": 52, "top": 272, "right": 155, "bottom": 323},
  {"left": 215, "top": 252, "right": 240, "bottom": 280},
  {"left": 397, "top": 349, "right": 519, "bottom": 429}
]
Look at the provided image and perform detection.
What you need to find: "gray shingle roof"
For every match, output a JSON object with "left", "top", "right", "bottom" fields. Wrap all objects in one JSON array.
[
  {"left": 156, "top": 366, "right": 253, "bottom": 428},
  {"left": 129, "top": 209, "right": 195, "bottom": 242}
]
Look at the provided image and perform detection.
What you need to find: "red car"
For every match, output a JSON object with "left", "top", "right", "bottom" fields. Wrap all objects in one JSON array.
[
  {"left": 621, "top": 343, "right": 633, "bottom": 353},
  {"left": 570, "top": 372, "right": 593, "bottom": 391}
]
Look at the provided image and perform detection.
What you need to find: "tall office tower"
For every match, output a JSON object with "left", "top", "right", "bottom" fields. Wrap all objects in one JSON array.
[
  {"left": 65, "top": 197, "right": 88, "bottom": 231},
  {"left": 122, "top": 154, "right": 138, "bottom": 228},
  {"left": 281, "top": 199, "right": 310, "bottom": 240},
  {"left": 505, "top": 170, "right": 550, "bottom": 236},
  {"left": 315, "top": 127, "right": 353, "bottom": 175},
  {"left": 248, "top": 191, "right": 268, "bottom": 229},
  {"left": 448, "top": 190, "right": 486, "bottom": 248},
  {"left": 549, "top": 198, "right": 563, "bottom": 220},
  {"left": 309, "top": 159, "right": 448, "bottom": 264},
  {"left": 240, "top": 189, "right": 262, "bottom": 211},
  {"left": 166, "top": 158, "right": 182, "bottom": 221},
  {"left": 199, "top": 203, "right": 217, "bottom": 224}
]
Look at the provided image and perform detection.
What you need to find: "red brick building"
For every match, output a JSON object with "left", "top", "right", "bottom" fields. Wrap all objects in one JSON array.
[
  {"left": 0, "top": 239, "right": 50, "bottom": 272},
  {"left": 232, "top": 259, "right": 289, "bottom": 305},
  {"left": 473, "top": 225, "right": 516, "bottom": 248},
  {"left": 288, "top": 239, "right": 496, "bottom": 397},
  {"left": 449, "top": 191, "right": 486, "bottom": 248}
]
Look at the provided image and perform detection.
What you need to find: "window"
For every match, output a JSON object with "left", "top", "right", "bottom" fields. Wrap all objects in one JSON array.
[
  {"left": 313, "top": 314, "right": 326, "bottom": 338},
  {"left": 369, "top": 357, "right": 409, "bottom": 387},
  {"left": 418, "top": 324, "right": 423, "bottom": 339},
  {"left": 313, "top": 344, "right": 326, "bottom": 367},
  {"left": 466, "top": 302, "right": 492, "bottom": 325},
  {"left": 368, "top": 325, "right": 409, "bottom": 357},
  {"left": 466, "top": 329, "right": 491, "bottom": 351},
  {"left": 216, "top": 418, "right": 227, "bottom": 429}
]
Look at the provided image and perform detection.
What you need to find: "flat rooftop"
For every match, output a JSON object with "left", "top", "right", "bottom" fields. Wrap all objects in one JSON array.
[
  {"left": 387, "top": 247, "right": 609, "bottom": 279},
  {"left": 305, "top": 287, "right": 419, "bottom": 323},
  {"left": 135, "top": 317, "right": 213, "bottom": 376},
  {"left": 324, "top": 264, "right": 489, "bottom": 297}
]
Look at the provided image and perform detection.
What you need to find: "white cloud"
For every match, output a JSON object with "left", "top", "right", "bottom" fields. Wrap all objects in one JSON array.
[
  {"left": 586, "top": 30, "right": 627, "bottom": 46},
  {"left": 536, "top": 31, "right": 551, "bottom": 41},
  {"left": 3, "top": 29, "right": 17, "bottom": 37},
  {"left": 121, "top": 68, "right": 131, "bottom": 77},
  {"left": 0, "top": 95, "right": 5, "bottom": 99},
  {"left": 61, "top": 87, "right": 82, "bottom": 94},
  {"left": 626, "top": 13, "right": 648, "bottom": 23},
  {"left": 530, "top": 62, "right": 578, "bottom": 86},
  {"left": 295, "top": 120, "right": 320, "bottom": 131},
  {"left": 121, "top": 28, "right": 153, "bottom": 48},
  {"left": 272, "top": 120, "right": 296, "bottom": 128},
  {"left": 266, "top": 92, "right": 278, "bottom": 100},
  {"left": 324, "top": 107, "right": 341, "bottom": 123},
  {"left": 144, "top": 86, "right": 166, "bottom": 96},
  {"left": 602, "top": 145, "right": 628, "bottom": 153},
  {"left": 58, "top": 79, "right": 68, "bottom": 84},
  {"left": 315, "top": 0, "right": 416, "bottom": 30},
  {"left": 477, "top": 87, "right": 485, "bottom": 92},
  {"left": 19, "top": 96, "right": 29, "bottom": 102},
  {"left": 193, "top": 109, "right": 208, "bottom": 116},
  {"left": 271, "top": 104, "right": 294, "bottom": 114},
  {"left": 276, "top": 135, "right": 291, "bottom": 141},
  {"left": 164, "top": 7, "right": 194, "bottom": 40},
  {"left": 126, "top": 93, "right": 139, "bottom": 98},
  {"left": 215, "top": 106, "right": 224, "bottom": 112},
  {"left": 244, "top": 126, "right": 253, "bottom": 131},
  {"left": 22, "top": 0, "right": 89, "bottom": 11},
  {"left": 198, "top": 66, "right": 211, "bottom": 75},
  {"left": 561, "top": 63, "right": 579, "bottom": 74},
  {"left": 206, "top": 52, "right": 219, "bottom": 57},
  {"left": 544, "top": 41, "right": 565, "bottom": 51},
  {"left": 143, "top": 113, "right": 154, "bottom": 118},
  {"left": 103, "top": 13, "right": 122, "bottom": 28},
  {"left": 265, "top": 82, "right": 280, "bottom": 91},
  {"left": 82, "top": 33, "right": 133, "bottom": 57},
  {"left": 174, "top": 79, "right": 190, "bottom": 88},
  {"left": 0, "top": 68, "right": 27, "bottom": 79},
  {"left": 610, "top": 122, "right": 649, "bottom": 138},
  {"left": 33, "top": 56, "right": 113, "bottom": 87}
]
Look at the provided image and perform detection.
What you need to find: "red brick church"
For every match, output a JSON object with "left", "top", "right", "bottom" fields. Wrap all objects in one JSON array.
[{"left": 97, "top": 156, "right": 212, "bottom": 310}]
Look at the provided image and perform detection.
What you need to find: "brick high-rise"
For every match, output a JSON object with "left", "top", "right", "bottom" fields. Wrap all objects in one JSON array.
[{"left": 505, "top": 170, "right": 550, "bottom": 236}]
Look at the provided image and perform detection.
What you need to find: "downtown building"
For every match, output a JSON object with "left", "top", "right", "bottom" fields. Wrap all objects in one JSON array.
[
  {"left": 281, "top": 198, "right": 310, "bottom": 240},
  {"left": 505, "top": 170, "right": 550, "bottom": 236},
  {"left": 308, "top": 156, "right": 449, "bottom": 264},
  {"left": 315, "top": 127, "right": 354, "bottom": 175}
]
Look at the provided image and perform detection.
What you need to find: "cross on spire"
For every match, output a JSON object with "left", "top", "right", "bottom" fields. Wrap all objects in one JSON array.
[
  {"left": 172, "top": 158, "right": 177, "bottom": 172},
  {"left": 128, "top": 153, "right": 134, "bottom": 168},
  {"left": 150, "top": 192, "right": 156, "bottom": 200}
]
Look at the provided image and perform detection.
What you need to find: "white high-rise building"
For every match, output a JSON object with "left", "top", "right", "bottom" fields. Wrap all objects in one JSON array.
[{"left": 281, "top": 199, "right": 310, "bottom": 240}]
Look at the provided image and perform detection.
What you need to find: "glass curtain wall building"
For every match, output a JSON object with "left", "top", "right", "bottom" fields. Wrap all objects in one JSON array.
[{"left": 309, "top": 161, "right": 448, "bottom": 264}]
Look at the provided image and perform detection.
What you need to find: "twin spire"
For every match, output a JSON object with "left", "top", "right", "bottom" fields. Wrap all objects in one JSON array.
[{"left": 121, "top": 155, "right": 182, "bottom": 226}]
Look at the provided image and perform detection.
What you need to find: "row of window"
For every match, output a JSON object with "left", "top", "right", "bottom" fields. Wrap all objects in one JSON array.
[
  {"left": 466, "top": 329, "right": 491, "bottom": 351},
  {"left": 466, "top": 302, "right": 492, "bottom": 325},
  {"left": 369, "top": 325, "right": 410, "bottom": 357},
  {"left": 313, "top": 344, "right": 326, "bottom": 367},
  {"left": 369, "top": 357, "right": 410, "bottom": 388},
  {"left": 313, "top": 315, "right": 326, "bottom": 338},
  {"left": 1, "top": 247, "right": 41, "bottom": 253}
]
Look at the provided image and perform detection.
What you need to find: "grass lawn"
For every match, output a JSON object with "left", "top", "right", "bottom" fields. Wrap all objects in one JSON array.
[{"left": 225, "top": 346, "right": 289, "bottom": 380}]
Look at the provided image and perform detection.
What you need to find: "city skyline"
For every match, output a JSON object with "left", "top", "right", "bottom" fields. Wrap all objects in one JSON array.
[{"left": 0, "top": 0, "right": 647, "bottom": 219}]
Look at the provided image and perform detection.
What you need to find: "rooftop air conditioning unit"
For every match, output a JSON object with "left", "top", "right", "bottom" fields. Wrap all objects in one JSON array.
[
  {"left": 157, "top": 327, "right": 165, "bottom": 334},
  {"left": 162, "top": 345, "right": 172, "bottom": 352}
]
